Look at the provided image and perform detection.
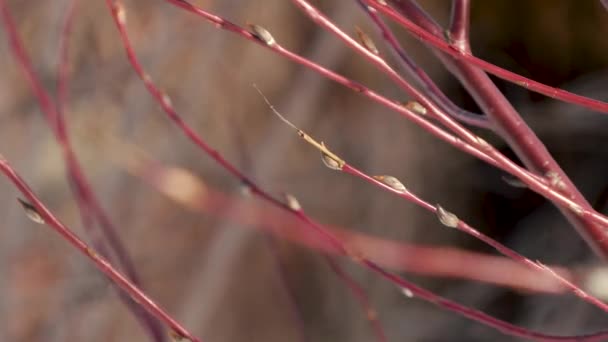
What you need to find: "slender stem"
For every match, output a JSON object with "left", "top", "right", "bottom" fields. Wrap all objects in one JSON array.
[
  {"left": 0, "top": 156, "right": 200, "bottom": 342},
  {"left": 263, "top": 236, "right": 310, "bottom": 342},
  {"left": 324, "top": 255, "right": 387, "bottom": 342},
  {"left": 0, "top": 1, "right": 165, "bottom": 339},
  {"left": 363, "top": 258, "right": 608, "bottom": 341},
  {"left": 448, "top": 0, "right": 471, "bottom": 52}
]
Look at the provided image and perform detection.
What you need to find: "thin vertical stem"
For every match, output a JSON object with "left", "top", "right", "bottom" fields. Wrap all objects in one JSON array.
[{"left": 448, "top": 0, "right": 471, "bottom": 52}]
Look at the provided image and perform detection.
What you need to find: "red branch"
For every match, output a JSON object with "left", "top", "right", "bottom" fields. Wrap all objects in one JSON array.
[
  {"left": 0, "top": 156, "right": 200, "bottom": 342},
  {"left": 0, "top": 1, "right": 165, "bottom": 340}
]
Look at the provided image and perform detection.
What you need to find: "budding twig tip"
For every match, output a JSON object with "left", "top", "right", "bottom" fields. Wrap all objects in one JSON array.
[{"left": 254, "top": 85, "right": 346, "bottom": 171}]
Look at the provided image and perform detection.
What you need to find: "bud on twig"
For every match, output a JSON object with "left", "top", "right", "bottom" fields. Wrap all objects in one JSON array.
[
  {"left": 114, "top": 1, "right": 127, "bottom": 25},
  {"left": 284, "top": 193, "right": 302, "bottom": 211},
  {"left": 373, "top": 175, "right": 407, "bottom": 193},
  {"left": 322, "top": 151, "right": 343, "bottom": 171},
  {"left": 402, "top": 287, "right": 414, "bottom": 298},
  {"left": 501, "top": 174, "right": 527, "bottom": 189},
  {"left": 239, "top": 183, "right": 253, "bottom": 197},
  {"left": 403, "top": 101, "right": 427, "bottom": 116},
  {"left": 255, "top": 84, "right": 345, "bottom": 171},
  {"left": 249, "top": 24, "right": 276, "bottom": 46},
  {"left": 17, "top": 198, "right": 45, "bottom": 224},
  {"left": 355, "top": 27, "right": 379, "bottom": 55},
  {"left": 436, "top": 204, "right": 459, "bottom": 228}
]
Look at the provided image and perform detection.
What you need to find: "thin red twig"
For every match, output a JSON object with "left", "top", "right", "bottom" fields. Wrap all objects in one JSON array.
[
  {"left": 324, "top": 255, "right": 387, "bottom": 342},
  {"left": 0, "top": 1, "right": 165, "bottom": 340},
  {"left": 0, "top": 156, "right": 200, "bottom": 342}
]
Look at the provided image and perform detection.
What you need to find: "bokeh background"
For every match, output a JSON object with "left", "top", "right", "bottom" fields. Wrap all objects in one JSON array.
[{"left": 2, "top": 0, "right": 608, "bottom": 341}]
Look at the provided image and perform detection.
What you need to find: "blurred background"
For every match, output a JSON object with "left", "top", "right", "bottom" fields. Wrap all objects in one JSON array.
[{"left": 2, "top": 0, "right": 608, "bottom": 341}]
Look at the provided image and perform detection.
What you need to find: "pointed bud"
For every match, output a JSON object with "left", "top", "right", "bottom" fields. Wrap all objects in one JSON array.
[
  {"left": 501, "top": 174, "right": 527, "bottom": 189},
  {"left": 240, "top": 183, "right": 252, "bottom": 197},
  {"left": 402, "top": 288, "right": 414, "bottom": 298},
  {"left": 436, "top": 205, "right": 459, "bottom": 228},
  {"left": 321, "top": 152, "right": 342, "bottom": 171},
  {"left": 284, "top": 193, "right": 301, "bottom": 211},
  {"left": 404, "top": 101, "right": 427, "bottom": 116},
  {"left": 475, "top": 136, "right": 492, "bottom": 150},
  {"left": 17, "top": 198, "right": 45, "bottom": 224},
  {"left": 249, "top": 24, "right": 276, "bottom": 46},
  {"left": 355, "top": 27, "right": 379, "bottom": 55},
  {"left": 114, "top": 1, "right": 126, "bottom": 25},
  {"left": 161, "top": 92, "right": 173, "bottom": 108},
  {"left": 443, "top": 30, "right": 454, "bottom": 44},
  {"left": 373, "top": 175, "right": 407, "bottom": 193}
]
